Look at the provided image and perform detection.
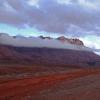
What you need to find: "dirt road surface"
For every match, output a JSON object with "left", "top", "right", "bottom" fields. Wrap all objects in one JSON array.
[{"left": 0, "top": 69, "right": 100, "bottom": 100}]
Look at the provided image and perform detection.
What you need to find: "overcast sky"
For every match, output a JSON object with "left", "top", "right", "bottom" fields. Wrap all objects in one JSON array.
[{"left": 0, "top": 0, "right": 100, "bottom": 52}]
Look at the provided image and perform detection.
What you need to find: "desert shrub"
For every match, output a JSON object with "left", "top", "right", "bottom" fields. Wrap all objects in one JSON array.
[{"left": 87, "top": 61, "right": 96, "bottom": 66}]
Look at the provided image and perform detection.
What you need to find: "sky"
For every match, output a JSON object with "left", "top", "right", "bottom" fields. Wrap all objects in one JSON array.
[{"left": 0, "top": 0, "right": 100, "bottom": 53}]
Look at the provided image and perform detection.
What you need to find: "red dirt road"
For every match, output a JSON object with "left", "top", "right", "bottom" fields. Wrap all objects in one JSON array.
[{"left": 0, "top": 69, "right": 100, "bottom": 100}]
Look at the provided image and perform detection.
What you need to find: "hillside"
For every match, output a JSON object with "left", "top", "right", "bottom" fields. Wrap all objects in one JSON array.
[{"left": 0, "top": 45, "right": 100, "bottom": 67}]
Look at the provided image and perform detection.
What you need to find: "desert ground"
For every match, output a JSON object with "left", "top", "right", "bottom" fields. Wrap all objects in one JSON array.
[{"left": 0, "top": 64, "right": 100, "bottom": 100}]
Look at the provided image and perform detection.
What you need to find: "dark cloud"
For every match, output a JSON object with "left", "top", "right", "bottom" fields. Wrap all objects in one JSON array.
[{"left": 0, "top": 0, "right": 100, "bottom": 36}]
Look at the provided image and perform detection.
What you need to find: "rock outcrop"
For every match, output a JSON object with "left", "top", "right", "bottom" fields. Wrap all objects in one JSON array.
[
  {"left": 57, "top": 36, "right": 84, "bottom": 46},
  {"left": 39, "top": 36, "right": 53, "bottom": 40}
]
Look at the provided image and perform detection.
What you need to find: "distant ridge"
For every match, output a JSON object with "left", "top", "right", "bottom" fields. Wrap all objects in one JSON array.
[{"left": 0, "top": 33, "right": 91, "bottom": 51}]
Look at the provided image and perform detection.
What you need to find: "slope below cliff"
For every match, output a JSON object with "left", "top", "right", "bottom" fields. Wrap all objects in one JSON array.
[{"left": 0, "top": 45, "right": 100, "bottom": 67}]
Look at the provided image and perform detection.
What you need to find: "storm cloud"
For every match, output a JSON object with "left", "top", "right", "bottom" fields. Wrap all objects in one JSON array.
[{"left": 0, "top": 0, "right": 100, "bottom": 36}]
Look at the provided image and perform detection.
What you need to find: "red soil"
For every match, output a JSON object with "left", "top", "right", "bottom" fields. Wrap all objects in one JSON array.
[{"left": 0, "top": 68, "right": 100, "bottom": 100}]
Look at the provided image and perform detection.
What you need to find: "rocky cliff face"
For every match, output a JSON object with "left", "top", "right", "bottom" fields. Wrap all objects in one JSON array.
[
  {"left": 39, "top": 36, "right": 53, "bottom": 40},
  {"left": 38, "top": 35, "right": 84, "bottom": 46},
  {"left": 57, "top": 36, "right": 84, "bottom": 46},
  {"left": 0, "top": 33, "right": 89, "bottom": 51}
]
